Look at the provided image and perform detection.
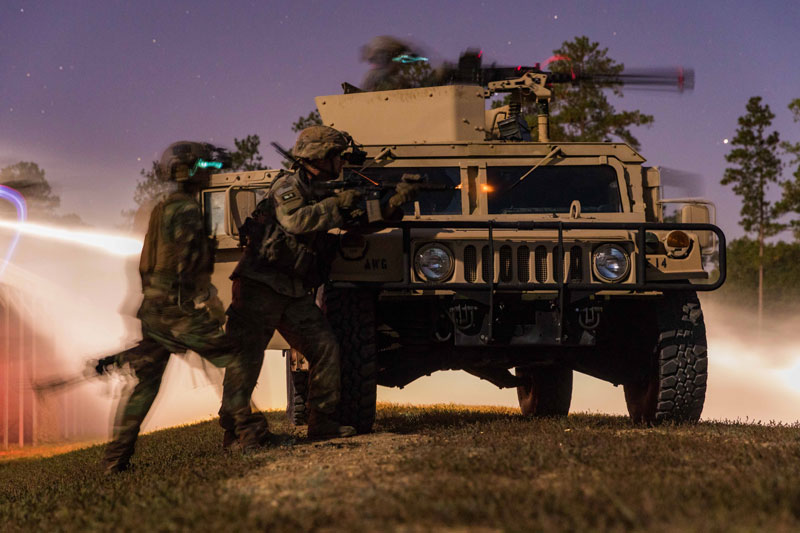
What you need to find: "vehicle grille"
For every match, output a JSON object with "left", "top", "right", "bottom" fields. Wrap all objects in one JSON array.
[
  {"left": 481, "top": 246, "right": 492, "bottom": 282},
  {"left": 462, "top": 243, "right": 588, "bottom": 285},
  {"left": 569, "top": 245, "right": 583, "bottom": 282},
  {"left": 464, "top": 245, "right": 477, "bottom": 283},
  {"left": 517, "top": 246, "right": 530, "bottom": 282},
  {"left": 534, "top": 246, "right": 547, "bottom": 282},
  {"left": 499, "top": 245, "right": 513, "bottom": 282}
]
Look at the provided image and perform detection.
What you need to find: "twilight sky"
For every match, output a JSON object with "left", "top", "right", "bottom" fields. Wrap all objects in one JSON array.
[{"left": 1, "top": 0, "right": 799, "bottom": 238}]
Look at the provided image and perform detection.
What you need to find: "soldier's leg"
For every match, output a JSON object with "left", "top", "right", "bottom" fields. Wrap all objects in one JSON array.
[
  {"left": 218, "top": 278, "right": 286, "bottom": 447},
  {"left": 103, "top": 339, "right": 171, "bottom": 472},
  {"left": 278, "top": 295, "right": 341, "bottom": 416}
]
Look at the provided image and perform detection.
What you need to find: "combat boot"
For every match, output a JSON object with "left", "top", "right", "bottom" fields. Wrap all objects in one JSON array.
[
  {"left": 102, "top": 444, "right": 133, "bottom": 475},
  {"left": 307, "top": 410, "right": 356, "bottom": 439},
  {"left": 236, "top": 427, "right": 287, "bottom": 454},
  {"left": 222, "top": 429, "right": 240, "bottom": 452}
]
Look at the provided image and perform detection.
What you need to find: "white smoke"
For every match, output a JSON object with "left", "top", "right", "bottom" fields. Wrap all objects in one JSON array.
[{"left": 3, "top": 218, "right": 798, "bottom": 446}]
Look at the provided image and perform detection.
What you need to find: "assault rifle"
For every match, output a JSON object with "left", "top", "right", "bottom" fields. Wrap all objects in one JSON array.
[
  {"left": 32, "top": 354, "right": 124, "bottom": 396},
  {"left": 271, "top": 141, "right": 456, "bottom": 222}
]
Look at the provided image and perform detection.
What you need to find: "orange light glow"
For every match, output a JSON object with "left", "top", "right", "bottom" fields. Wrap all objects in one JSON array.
[
  {"left": 454, "top": 183, "right": 462, "bottom": 190},
  {"left": 481, "top": 184, "right": 495, "bottom": 193}
]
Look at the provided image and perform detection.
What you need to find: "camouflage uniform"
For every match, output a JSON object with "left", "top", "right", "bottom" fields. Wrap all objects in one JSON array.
[
  {"left": 103, "top": 190, "right": 263, "bottom": 472},
  {"left": 220, "top": 168, "right": 347, "bottom": 431}
]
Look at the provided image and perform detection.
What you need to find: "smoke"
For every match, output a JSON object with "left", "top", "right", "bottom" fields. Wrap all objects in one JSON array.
[
  {"left": 4, "top": 216, "right": 797, "bottom": 449},
  {"left": 377, "top": 297, "right": 800, "bottom": 424},
  {"left": 699, "top": 298, "right": 800, "bottom": 423},
  {"left": 0, "top": 218, "right": 288, "bottom": 445}
]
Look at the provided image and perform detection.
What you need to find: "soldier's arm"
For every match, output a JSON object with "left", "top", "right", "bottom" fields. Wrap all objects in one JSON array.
[
  {"left": 273, "top": 183, "right": 344, "bottom": 234},
  {"left": 167, "top": 200, "right": 206, "bottom": 274}
]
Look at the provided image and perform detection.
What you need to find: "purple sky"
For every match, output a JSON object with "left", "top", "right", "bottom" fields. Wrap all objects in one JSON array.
[{"left": 1, "top": 0, "right": 799, "bottom": 238}]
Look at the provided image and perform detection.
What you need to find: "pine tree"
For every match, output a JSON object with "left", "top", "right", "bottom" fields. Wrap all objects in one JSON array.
[
  {"left": 775, "top": 98, "right": 800, "bottom": 241},
  {"left": 721, "top": 96, "right": 784, "bottom": 326},
  {"left": 546, "top": 37, "right": 655, "bottom": 150}
]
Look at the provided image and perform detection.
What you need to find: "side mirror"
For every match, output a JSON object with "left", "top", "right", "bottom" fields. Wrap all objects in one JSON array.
[
  {"left": 681, "top": 204, "right": 712, "bottom": 249},
  {"left": 228, "top": 189, "right": 256, "bottom": 235}
]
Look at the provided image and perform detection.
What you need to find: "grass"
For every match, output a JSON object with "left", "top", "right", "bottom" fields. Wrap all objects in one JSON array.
[{"left": 2, "top": 403, "right": 800, "bottom": 532}]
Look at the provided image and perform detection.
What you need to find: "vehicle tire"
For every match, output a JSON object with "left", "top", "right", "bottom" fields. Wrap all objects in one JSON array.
[
  {"left": 515, "top": 365, "right": 573, "bottom": 417},
  {"left": 322, "top": 287, "right": 378, "bottom": 433},
  {"left": 623, "top": 291, "right": 707, "bottom": 425},
  {"left": 285, "top": 352, "right": 309, "bottom": 426}
]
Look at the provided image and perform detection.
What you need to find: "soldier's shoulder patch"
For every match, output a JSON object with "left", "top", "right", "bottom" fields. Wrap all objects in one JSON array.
[{"left": 280, "top": 190, "right": 297, "bottom": 202}]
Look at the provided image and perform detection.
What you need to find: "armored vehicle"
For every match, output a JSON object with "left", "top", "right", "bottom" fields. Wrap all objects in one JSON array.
[{"left": 205, "top": 58, "right": 725, "bottom": 431}]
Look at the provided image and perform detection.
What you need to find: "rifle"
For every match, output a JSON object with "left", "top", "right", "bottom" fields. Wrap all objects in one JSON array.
[
  {"left": 271, "top": 142, "right": 456, "bottom": 222},
  {"left": 32, "top": 353, "right": 126, "bottom": 397}
]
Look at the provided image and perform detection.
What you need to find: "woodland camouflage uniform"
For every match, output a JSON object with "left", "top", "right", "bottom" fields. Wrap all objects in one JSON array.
[{"left": 102, "top": 142, "right": 267, "bottom": 473}]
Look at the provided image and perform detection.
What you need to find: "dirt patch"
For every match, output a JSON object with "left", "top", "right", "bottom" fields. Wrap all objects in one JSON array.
[{"left": 231, "top": 432, "right": 432, "bottom": 508}]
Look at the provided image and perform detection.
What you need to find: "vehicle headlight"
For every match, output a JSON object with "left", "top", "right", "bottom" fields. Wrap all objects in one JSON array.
[
  {"left": 414, "top": 243, "right": 454, "bottom": 282},
  {"left": 593, "top": 244, "right": 630, "bottom": 282}
]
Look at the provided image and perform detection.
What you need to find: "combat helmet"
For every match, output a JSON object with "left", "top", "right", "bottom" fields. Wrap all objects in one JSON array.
[
  {"left": 292, "top": 126, "right": 351, "bottom": 162},
  {"left": 157, "top": 141, "right": 220, "bottom": 181}
]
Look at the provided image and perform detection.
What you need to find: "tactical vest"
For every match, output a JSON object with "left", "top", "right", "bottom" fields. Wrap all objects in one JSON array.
[{"left": 238, "top": 176, "right": 335, "bottom": 288}]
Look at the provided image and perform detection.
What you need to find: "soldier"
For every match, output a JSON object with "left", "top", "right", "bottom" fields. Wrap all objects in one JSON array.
[
  {"left": 221, "top": 125, "right": 417, "bottom": 440},
  {"left": 101, "top": 141, "right": 271, "bottom": 474}
]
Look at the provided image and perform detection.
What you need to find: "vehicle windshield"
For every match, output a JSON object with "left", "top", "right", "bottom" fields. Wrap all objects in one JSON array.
[
  {"left": 487, "top": 165, "right": 622, "bottom": 214},
  {"left": 356, "top": 166, "right": 461, "bottom": 215}
]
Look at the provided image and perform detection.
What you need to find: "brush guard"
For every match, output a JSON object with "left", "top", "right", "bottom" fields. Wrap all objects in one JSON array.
[{"left": 330, "top": 220, "right": 726, "bottom": 345}]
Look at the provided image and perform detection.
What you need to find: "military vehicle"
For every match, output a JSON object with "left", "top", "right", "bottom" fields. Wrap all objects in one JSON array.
[{"left": 204, "top": 53, "right": 725, "bottom": 431}]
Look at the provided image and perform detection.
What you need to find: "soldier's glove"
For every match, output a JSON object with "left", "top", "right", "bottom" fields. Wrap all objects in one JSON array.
[
  {"left": 387, "top": 173, "right": 422, "bottom": 209},
  {"left": 194, "top": 286, "right": 227, "bottom": 325},
  {"left": 335, "top": 189, "right": 363, "bottom": 209},
  {"left": 94, "top": 355, "right": 118, "bottom": 376}
]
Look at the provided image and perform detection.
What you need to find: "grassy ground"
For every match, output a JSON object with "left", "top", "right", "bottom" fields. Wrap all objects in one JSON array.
[{"left": 2, "top": 404, "right": 800, "bottom": 532}]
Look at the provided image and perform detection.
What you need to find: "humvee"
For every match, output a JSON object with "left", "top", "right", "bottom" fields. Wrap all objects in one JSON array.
[{"left": 204, "top": 62, "right": 725, "bottom": 431}]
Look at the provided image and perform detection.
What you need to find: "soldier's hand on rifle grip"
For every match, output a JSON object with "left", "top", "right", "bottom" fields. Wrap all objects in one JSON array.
[
  {"left": 388, "top": 173, "right": 423, "bottom": 209},
  {"left": 336, "top": 189, "right": 363, "bottom": 209}
]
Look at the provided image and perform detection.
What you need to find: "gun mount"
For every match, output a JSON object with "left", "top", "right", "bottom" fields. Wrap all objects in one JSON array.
[{"left": 327, "top": 50, "right": 692, "bottom": 144}]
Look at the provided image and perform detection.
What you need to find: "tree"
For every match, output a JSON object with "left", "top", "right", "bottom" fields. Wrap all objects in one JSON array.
[
  {"left": 292, "top": 111, "right": 322, "bottom": 133},
  {"left": 721, "top": 96, "right": 784, "bottom": 326},
  {"left": 717, "top": 237, "right": 800, "bottom": 312},
  {"left": 546, "top": 36, "right": 654, "bottom": 150},
  {"left": 775, "top": 98, "right": 800, "bottom": 241},
  {"left": 0, "top": 161, "right": 84, "bottom": 224},
  {"left": 0, "top": 162, "right": 60, "bottom": 217},
  {"left": 230, "top": 135, "right": 264, "bottom": 171}
]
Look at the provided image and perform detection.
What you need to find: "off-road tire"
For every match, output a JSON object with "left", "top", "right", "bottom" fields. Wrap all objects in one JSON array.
[
  {"left": 322, "top": 287, "right": 378, "bottom": 433},
  {"left": 623, "top": 291, "right": 707, "bottom": 425},
  {"left": 285, "top": 354, "right": 308, "bottom": 426},
  {"left": 515, "top": 365, "right": 573, "bottom": 417}
]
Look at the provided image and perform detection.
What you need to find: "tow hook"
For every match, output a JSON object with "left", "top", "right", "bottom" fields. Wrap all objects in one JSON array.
[
  {"left": 448, "top": 304, "right": 478, "bottom": 330},
  {"left": 578, "top": 306, "right": 602, "bottom": 330}
]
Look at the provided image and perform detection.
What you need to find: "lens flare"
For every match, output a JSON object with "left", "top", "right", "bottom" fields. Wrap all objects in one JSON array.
[
  {"left": 0, "top": 184, "right": 28, "bottom": 278},
  {"left": 0, "top": 220, "right": 142, "bottom": 256}
]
